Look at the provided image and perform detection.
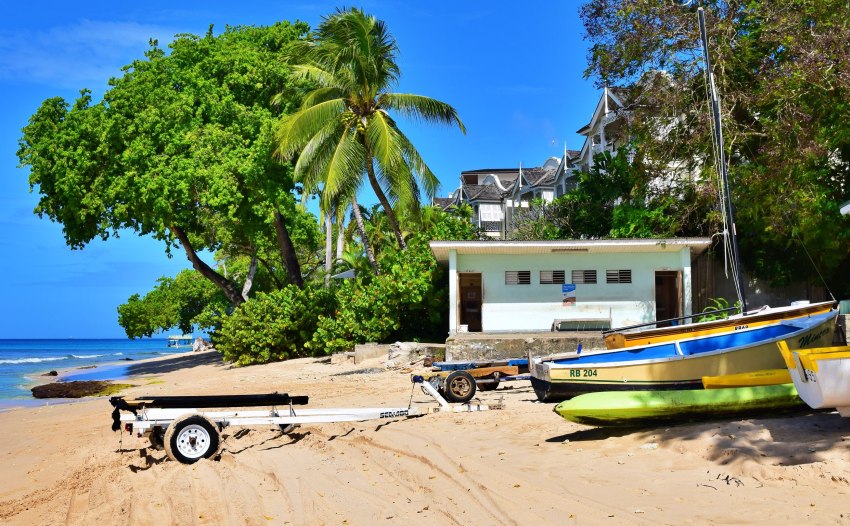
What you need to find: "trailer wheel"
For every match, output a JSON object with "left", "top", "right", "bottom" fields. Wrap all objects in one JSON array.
[
  {"left": 444, "top": 371, "right": 477, "bottom": 403},
  {"left": 149, "top": 426, "right": 165, "bottom": 450},
  {"left": 477, "top": 374, "right": 500, "bottom": 391},
  {"left": 164, "top": 414, "right": 219, "bottom": 464}
]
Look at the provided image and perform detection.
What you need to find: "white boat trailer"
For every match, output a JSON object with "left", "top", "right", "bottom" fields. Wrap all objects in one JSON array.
[{"left": 111, "top": 375, "right": 499, "bottom": 464}]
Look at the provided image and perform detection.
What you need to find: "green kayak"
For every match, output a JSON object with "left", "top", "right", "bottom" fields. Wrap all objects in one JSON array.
[{"left": 553, "top": 384, "right": 806, "bottom": 427}]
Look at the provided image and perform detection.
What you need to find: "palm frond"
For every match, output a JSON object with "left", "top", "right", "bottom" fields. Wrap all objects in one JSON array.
[
  {"left": 382, "top": 93, "right": 466, "bottom": 133},
  {"left": 365, "top": 110, "right": 405, "bottom": 174},
  {"left": 394, "top": 128, "right": 440, "bottom": 199},
  {"left": 274, "top": 98, "right": 346, "bottom": 158},
  {"left": 321, "top": 130, "right": 367, "bottom": 210}
]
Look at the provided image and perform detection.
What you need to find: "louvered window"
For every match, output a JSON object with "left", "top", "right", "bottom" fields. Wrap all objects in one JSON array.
[
  {"left": 540, "top": 270, "right": 566, "bottom": 285},
  {"left": 505, "top": 271, "right": 531, "bottom": 285},
  {"left": 606, "top": 269, "right": 632, "bottom": 284},
  {"left": 571, "top": 270, "right": 597, "bottom": 284}
]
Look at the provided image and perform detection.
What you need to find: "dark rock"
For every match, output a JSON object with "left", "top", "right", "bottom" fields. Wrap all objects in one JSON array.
[
  {"left": 78, "top": 365, "right": 97, "bottom": 369},
  {"left": 123, "top": 357, "right": 134, "bottom": 361},
  {"left": 32, "top": 381, "right": 116, "bottom": 399},
  {"left": 42, "top": 370, "right": 58, "bottom": 377}
]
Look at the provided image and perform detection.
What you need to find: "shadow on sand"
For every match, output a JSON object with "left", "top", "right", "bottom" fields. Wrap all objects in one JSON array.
[{"left": 126, "top": 351, "right": 225, "bottom": 376}]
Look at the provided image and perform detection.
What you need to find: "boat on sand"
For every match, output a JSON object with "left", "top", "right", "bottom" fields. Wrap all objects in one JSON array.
[
  {"left": 552, "top": 383, "right": 804, "bottom": 427},
  {"left": 777, "top": 341, "right": 850, "bottom": 417},
  {"left": 530, "top": 309, "right": 837, "bottom": 402}
]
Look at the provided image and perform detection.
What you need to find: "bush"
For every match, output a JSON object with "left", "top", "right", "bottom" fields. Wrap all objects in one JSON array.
[
  {"left": 310, "top": 240, "right": 446, "bottom": 355},
  {"left": 215, "top": 285, "right": 336, "bottom": 365}
]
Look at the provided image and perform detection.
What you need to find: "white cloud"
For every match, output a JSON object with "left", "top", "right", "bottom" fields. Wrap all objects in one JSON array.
[{"left": 0, "top": 19, "right": 182, "bottom": 89}]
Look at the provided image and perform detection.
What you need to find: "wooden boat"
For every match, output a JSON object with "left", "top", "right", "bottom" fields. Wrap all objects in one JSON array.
[
  {"left": 777, "top": 341, "right": 850, "bottom": 417},
  {"left": 553, "top": 384, "right": 804, "bottom": 427},
  {"left": 604, "top": 301, "right": 835, "bottom": 350},
  {"left": 530, "top": 309, "right": 837, "bottom": 402},
  {"left": 701, "top": 369, "right": 791, "bottom": 389}
]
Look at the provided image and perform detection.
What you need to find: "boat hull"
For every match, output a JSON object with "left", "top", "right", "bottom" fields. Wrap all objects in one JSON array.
[
  {"left": 604, "top": 301, "right": 835, "bottom": 349},
  {"left": 553, "top": 384, "right": 804, "bottom": 427},
  {"left": 778, "top": 342, "right": 850, "bottom": 416},
  {"left": 532, "top": 310, "right": 837, "bottom": 402}
]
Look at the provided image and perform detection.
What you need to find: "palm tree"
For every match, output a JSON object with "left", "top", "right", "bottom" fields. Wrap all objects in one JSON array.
[{"left": 275, "top": 7, "right": 466, "bottom": 252}]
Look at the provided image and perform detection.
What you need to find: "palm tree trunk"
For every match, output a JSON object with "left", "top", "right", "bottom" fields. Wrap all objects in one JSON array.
[
  {"left": 362, "top": 148, "right": 407, "bottom": 250},
  {"left": 324, "top": 212, "right": 332, "bottom": 287},
  {"left": 335, "top": 206, "right": 345, "bottom": 264},
  {"left": 171, "top": 225, "right": 244, "bottom": 306},
  {"left": 351, "top": 194, "right": 379, "bottom": 274},
  {"left": 273, "top": 209, "right": 305, "bottom": 288}
]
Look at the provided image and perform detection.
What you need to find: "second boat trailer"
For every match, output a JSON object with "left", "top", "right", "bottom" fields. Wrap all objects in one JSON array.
[{"left": 110, "top": 375, "right": 500, "bottom": 465}]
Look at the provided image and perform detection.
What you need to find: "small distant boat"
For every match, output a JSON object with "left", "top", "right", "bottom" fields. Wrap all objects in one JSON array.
[
  {"left": 167, "top": 335, "right": 194, "bottom": 348},
  {"left": 777, "top": 341, "right": 850, "bottom": 417},
  {"left": 701, "top": 369, "right": 791, "bottom": 389},
  {"left": 553, "top": 384, "right": 804, "bottom": 427},
  {"left": 530, "top": 309, "right": 837, "bottom": 402}
]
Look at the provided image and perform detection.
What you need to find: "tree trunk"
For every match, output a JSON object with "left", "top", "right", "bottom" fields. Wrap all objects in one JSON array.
[
  {"left": 324, "top": 212, "right": 333, "bottom": 287},
  {"left": 241, "top": 254, "right": 258, "bottom": 301},
  {"left": 351, "top": 195, "right": 379, "bottom": 274},
  {"left": 171, "top": 225, "right": 244, "bottom": 306},
  {"left": 361, "top": 145, "right": 407, "bottom": 250},
  {"left": 273, "top": 209, "right": 304, "bottom": 289},
  {"left": 335, "top": 206, "right": 345, "bottom": 264}
]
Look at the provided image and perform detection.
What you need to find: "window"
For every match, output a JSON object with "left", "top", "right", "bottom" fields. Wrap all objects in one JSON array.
[
  {"left": 540, "top": 270, "right": 566, "bottom": 285},
  {"left": 572, "top": 270, "right": 597, "bottom": 284},
  {"left": 505, "top": 271, "right": 531, "bottom": 285},
  {"left": 606, "top": 269, "right": 632, "bottom": 284}
]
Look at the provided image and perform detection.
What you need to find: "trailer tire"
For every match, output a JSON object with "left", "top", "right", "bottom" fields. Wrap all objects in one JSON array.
[
  {"left": 149, "top": 426, "right": 165, "bottom": 450},
  {"left": 444, "top": 371, "right": 477, "bottom": 403},
  {"left": 164, "top": 414, "right": 219, "bottom": 464},
  {"left": 477, "top": 374, "right": 500, "bottom": 391}
]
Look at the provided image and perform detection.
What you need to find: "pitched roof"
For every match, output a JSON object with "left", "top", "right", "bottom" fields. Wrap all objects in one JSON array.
[
  {"left": 463, "top": 184, "right": 505, "bottom": 201},
  {"left": 431, "top": 197, "right": 456, "bottom": 211}
]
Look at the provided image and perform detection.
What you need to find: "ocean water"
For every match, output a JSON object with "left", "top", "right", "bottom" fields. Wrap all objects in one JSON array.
[{"left": 0, "top": 339, "right": 188, "bottom": 400}]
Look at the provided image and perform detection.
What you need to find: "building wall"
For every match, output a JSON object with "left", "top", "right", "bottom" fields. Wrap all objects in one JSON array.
[{"left": 454, "top": 250, "right": 692, "bottom": 332}]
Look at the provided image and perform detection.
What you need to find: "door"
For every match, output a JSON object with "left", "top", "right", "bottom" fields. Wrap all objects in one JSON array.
[
  {"left": 655, "top": 271, "right": 682, "bottom": 328},
  {"left": 458, "top": 273, "right": 482, "bottom": 332}
]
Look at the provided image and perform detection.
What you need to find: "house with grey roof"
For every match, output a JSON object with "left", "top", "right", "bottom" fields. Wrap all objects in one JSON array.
[{"left": 433, "top": 86, "right": 630, "bottom": 238}]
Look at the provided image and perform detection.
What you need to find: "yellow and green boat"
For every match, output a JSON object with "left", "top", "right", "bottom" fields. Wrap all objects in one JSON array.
[
  {"left": 531, "top": 309, "right": 837, "bottom": 403},
  {"left": 553, "top": 384, "right": 804, "bottom": 427}
]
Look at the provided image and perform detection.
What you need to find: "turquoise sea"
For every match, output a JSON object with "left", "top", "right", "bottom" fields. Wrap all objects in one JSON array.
[{"left": 0, "top": 339, "right": 188, "bottom": 401}]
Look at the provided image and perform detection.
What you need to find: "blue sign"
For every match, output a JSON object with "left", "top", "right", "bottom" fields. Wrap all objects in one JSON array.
[{"left": 562, "top": 284, "right": 576, "bottom": 293}]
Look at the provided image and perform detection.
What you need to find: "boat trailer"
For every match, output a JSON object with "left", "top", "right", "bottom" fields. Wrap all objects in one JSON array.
[{"left": 110, "top": 375, "right": 499, "bottom": 464}]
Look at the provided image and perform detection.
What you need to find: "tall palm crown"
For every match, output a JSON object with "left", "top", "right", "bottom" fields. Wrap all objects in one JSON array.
[{"left": 275, "top": 8, "right": 466, "bottom": 249}]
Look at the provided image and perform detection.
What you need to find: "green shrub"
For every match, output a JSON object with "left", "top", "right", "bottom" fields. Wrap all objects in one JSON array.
[
  {"left": 215, "top": 285, "right": 336, "bottom": 365},
  {"left": 310, "top": 240, "right": 446, "bottom": 354}
]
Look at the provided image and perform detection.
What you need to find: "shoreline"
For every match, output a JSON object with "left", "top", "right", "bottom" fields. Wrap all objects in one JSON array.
[{"left": 2, "top": 350, "right": 222, "bottom": 411}]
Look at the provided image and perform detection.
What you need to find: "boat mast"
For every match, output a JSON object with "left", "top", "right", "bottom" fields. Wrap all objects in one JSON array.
[{"left": 697, "top": 7, "right": 748, "bottom": 314}]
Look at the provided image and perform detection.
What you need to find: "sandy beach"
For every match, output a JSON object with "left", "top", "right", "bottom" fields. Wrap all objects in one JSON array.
[{"left": 1, "top": 350, "right": 849, "bottom": 525}]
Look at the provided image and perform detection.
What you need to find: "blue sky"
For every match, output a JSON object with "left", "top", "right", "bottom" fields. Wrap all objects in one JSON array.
[{"left": 0, "top": 1, "right": 601, "bottom": 338}]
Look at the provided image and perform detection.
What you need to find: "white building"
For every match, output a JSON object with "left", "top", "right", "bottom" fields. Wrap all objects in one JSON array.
[{"left": 430, "top": 238, "right": 711, "bottom": 334}]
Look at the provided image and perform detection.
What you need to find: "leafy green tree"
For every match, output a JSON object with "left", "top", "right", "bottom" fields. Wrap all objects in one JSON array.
[
  {"left": 275, "top": 7, "right": 466, "bottom": 255},
  {"left": 310, "top": 206, "right": 479, "bottom": 354},
  {"left": 18, "top": 23, "right": 318, "bottom": 308},
  {"left": 579, "top": 0, "right": 850, "bottom": 295},
  {"left": 117, "top": 269, "right": 229, "bottom": 338}
]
